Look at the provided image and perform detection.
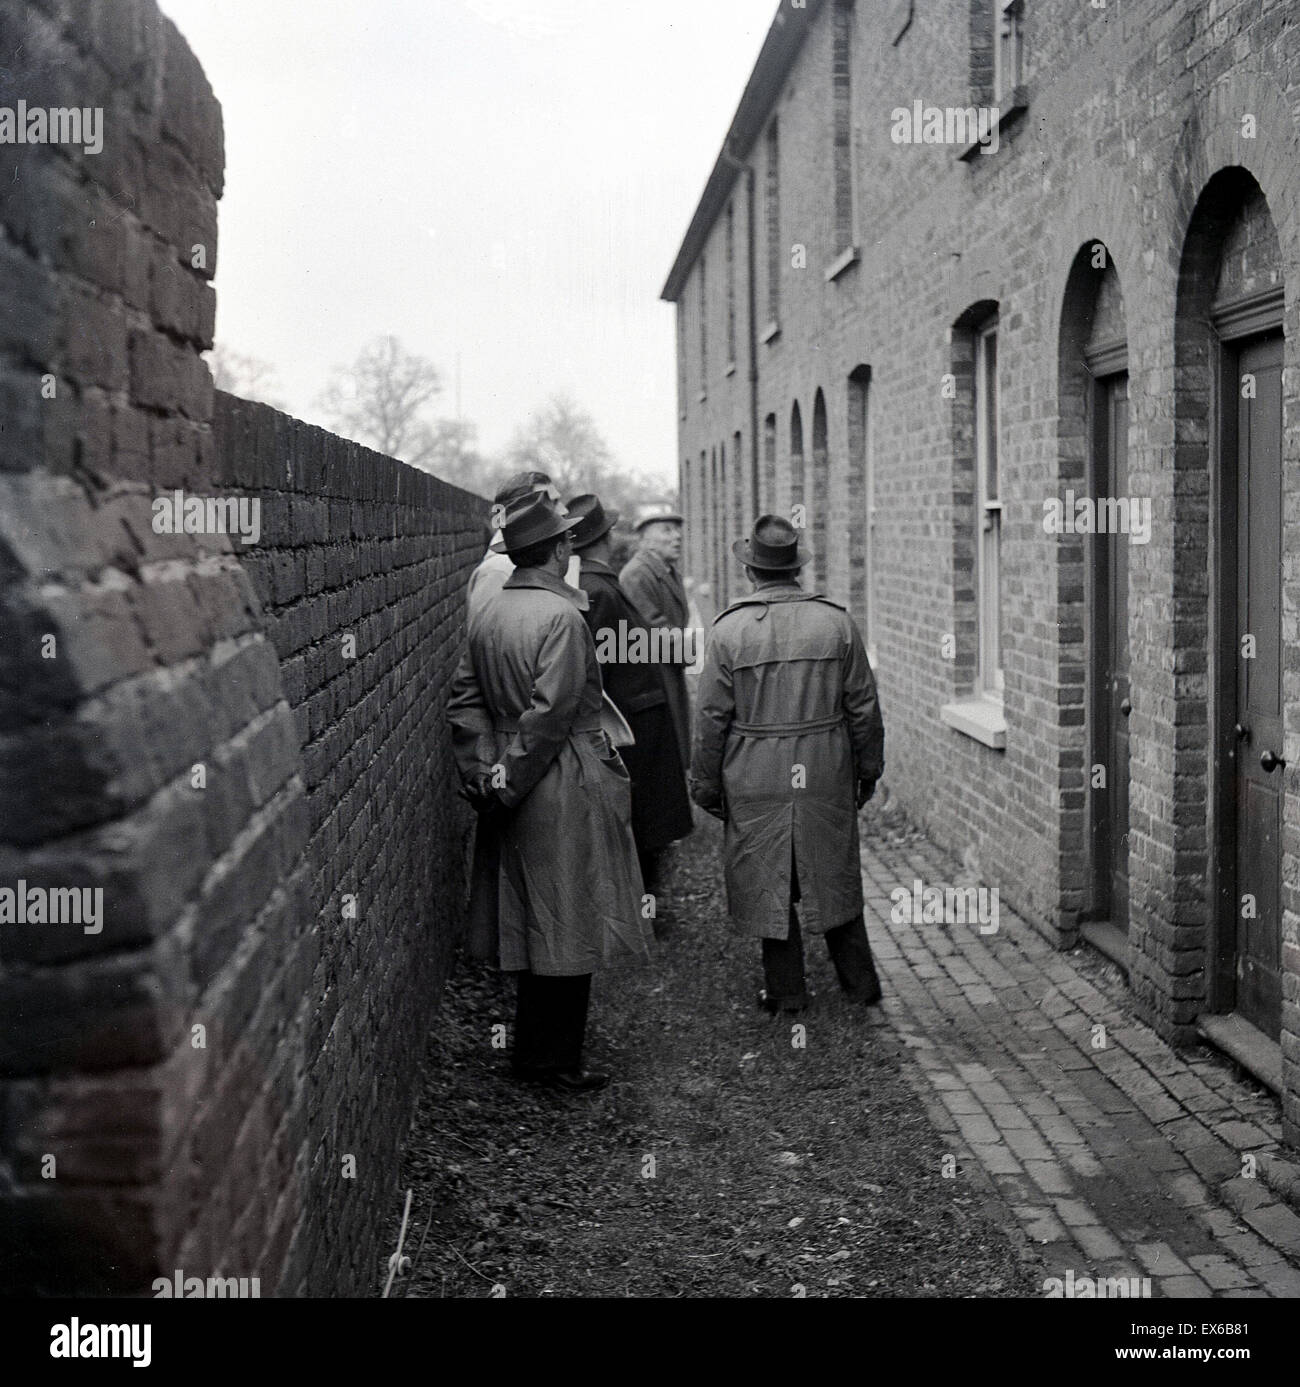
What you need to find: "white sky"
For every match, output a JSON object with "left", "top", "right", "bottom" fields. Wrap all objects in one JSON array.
[{"left": 159, "top": 0, "right": 774, "bottom": 486}]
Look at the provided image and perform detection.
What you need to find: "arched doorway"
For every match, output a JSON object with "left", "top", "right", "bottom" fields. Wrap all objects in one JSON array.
[
  {"left": 719, "top": 440, "right": 729, "bottom": 608},
  {"left": 709, "top": 447, "right": 720, "bottom": 616},
  {"left": 1178, "top": 170, "right": 1286, "bottom": 1040},
  {"left": 811, "top": 389, "right": 829, "bottom": 591},
  {"left": 1059, "top": 242, "right": 1131, "bottom": 947},
  {"left": 848, "top": 365, "right": 872, "bottom": 642},
  {"left": 762, "top": 413, "right": 777, "bottom": 515}
]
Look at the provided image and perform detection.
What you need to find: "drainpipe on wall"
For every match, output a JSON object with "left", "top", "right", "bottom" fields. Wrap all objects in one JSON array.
[{"left": 721, "top": 142, "right": 761, "bottom": 524}]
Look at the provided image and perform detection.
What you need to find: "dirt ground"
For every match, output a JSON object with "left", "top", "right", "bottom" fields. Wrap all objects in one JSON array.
[{"left": 381, "top": 808, "right": 1045, "bottom": 1298}]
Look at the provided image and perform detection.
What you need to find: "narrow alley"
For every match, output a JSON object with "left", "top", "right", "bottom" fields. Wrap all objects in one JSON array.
[{"left": 387, "top": 805, "right": 1300, "bottom": 1298}]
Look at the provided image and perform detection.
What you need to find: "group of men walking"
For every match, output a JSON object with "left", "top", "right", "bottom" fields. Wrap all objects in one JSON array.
[{"left": 448, "top": 472, "right": 887, "bottom": 1092}]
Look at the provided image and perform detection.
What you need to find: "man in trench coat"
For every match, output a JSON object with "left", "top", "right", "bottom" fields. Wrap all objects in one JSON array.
[
  {"left": 567, "top": 494, "right": 694, "bottom": 909},
  {"left": 621, "top": 507, "right": 692, "bottom": 772},
  {"left": 467, "top": 470, "right": 582, "bottom": 617},
  {"left": 449, "top": 492, "right": 652, "bottom": 1091},
  {"left": 690, "top": 515, "right": 886, "bottom": 1013}
]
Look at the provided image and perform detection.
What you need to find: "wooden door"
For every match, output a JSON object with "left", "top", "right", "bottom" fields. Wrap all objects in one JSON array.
[
  {"left": 1090, "top": 373, "right": 1131, "bottom": 929},
  {"left": 1228, "top": 334, "right": 1284, "bottom": 1037}
]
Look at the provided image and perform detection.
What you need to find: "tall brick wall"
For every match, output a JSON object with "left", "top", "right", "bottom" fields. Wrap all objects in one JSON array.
[
  {"left": 0, "top": 0, "right": 486, "bottom": 1294},
  {"left": 672, "top": 0, "right": 1300, "bottom": 1146},
  {"left": 207, "top": 393, "right": 486, "bottom": 1294}
]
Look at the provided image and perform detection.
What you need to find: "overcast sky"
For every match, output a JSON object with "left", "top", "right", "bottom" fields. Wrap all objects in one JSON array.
[{"left": 159, "top": 0, "right": 774, "bottom": 487}]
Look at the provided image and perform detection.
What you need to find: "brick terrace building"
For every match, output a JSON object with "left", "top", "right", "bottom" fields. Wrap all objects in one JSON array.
[{"left": 662, "top": 0, "right": 1300, "bottom": 1150}]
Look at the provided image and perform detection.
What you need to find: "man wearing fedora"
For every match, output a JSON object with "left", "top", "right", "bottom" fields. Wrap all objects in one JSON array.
[
  {"left": 690, "top": 515, "right": 886, "bottom": 1013},
  {"left": 467, "top": 470, "right": 582, "bottom": 617},
  {"left": 567, "top": 495, "right": 694, "bottom": 914},
  {"left": 621, "top": 505, "right": 692, "bottom": 772},
  {"left": 449, "top": 492, "right": 653, "bottom": 1092}
]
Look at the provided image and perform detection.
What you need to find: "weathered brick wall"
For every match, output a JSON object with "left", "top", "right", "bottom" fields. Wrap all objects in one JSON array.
[
  {"left": 208, "top": 393, "right": 486, "bottom": 1294},
  {"left": 0, "top": 0, "right": 486, "bottom": 1294},
  {"left": 674, "top": 0, "right": 1300, "bottom": 1144}
]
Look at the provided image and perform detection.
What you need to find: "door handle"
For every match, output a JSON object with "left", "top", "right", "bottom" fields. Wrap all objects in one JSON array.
[
  {"left": 1260, "top": 750, "right": 1287, "bottom": 773},
  {"left": 1119, "top": 698, "right": 1132, "bottom": 718},
  {"left": 1234, "top": 724, "right": 1251, "bottom": 743}
]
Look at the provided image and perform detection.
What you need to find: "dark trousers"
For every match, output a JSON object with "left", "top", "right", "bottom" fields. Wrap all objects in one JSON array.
[
  {"left": 513, "top": 972, "right": 592, "bottom": 1076},
  {"left": 637, "top": 847, "right": 662, "bottom": 897},
  {"left": 761, "top": 858, "right": 882, "bottom": 1005}
]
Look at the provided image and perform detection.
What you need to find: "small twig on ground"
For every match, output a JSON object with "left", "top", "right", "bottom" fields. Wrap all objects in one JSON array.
[
  {"left": 429, "top": 1129, "right": 494, "bottom": 1159},
  {"left": 450, "top": 1243, "right": 498, "bottom": 1285}
]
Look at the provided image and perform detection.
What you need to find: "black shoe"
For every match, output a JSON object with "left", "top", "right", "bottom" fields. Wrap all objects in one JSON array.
[
  {"left": 757, "top": 988, "right": 809, "bottom": 1015},
  {"left": 548, "top": 1068, "right": 609, "bottom": 1093},
  {"left": 844, "top": 975, "right": 883, "bottom": 1006},
  {"left": 514, "top": 1067, "right": 609, "bottom": 1093}
]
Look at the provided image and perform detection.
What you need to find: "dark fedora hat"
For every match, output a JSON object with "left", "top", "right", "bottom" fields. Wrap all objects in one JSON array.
[
  {"left": 732, "top": 514, "right": 809, "bottom": 573},
  {"left": 490, "top": 491, "right": 582, "bottom": 556},
  {"left": 565, "top": 493, "right": 620, "bottom": 550}
]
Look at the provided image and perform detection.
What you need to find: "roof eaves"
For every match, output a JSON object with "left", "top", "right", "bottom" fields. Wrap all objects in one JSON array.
[{"left": 660, "top": 0, "right": 826, "bottom": 303}]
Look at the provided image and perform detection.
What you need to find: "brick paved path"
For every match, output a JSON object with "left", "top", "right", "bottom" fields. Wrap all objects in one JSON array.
[{"left": 860, "top": 828, "right": 1300, "bottom": 1298}]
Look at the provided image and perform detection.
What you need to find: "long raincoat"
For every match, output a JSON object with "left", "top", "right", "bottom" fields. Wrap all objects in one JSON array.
[
  {"left": 577, "top": 555, "right": 694, "bottom": 855},
  {"left": 690, "top": 582, "right": 885, "bottom": 940},
  {"left": 620, "top": 547, "right": 692, "bottom": 771},
  {"left": 449, "top": 567, "right": 651, "bottom": 975}
]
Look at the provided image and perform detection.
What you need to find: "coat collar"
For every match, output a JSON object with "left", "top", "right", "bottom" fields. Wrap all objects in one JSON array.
[
  {"left": 579, "top": 556, "right": 619, "bottom": 580},
  {"left": 633, "top": 547, "right": 680, "bottom": 584},
  {"left": 718, "top": 582, "right": 837, "bottom": 619},
  {"left": 504, "top": 565, "right": 590, "bottom": 611}
]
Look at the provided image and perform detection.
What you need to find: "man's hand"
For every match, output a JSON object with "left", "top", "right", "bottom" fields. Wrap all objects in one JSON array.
[
  {"left": 856, "top": 777, "right": 878, "bottom": 809},
  {"left": 689, "top": 777, "right": 726, "bottom": 823},
  {"left": 461, "top": 775, "right": 510, "bottom": 822}
]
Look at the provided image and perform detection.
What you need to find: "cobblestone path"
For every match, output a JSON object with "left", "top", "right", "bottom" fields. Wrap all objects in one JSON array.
[{"left": 862, "top": 828, "right": 1300, "bottom": 1298}]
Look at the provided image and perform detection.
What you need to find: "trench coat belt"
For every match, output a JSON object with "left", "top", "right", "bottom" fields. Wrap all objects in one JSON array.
[
  {"left": 493, "top": 715, "right": 605, "bottom": 735},
  {"left": 730, "top": 713, "right": 846, "bottom": 738}
]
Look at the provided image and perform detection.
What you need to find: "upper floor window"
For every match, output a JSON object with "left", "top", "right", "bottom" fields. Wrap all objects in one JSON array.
[
  {"left": 726, "top": 201, "right": 737, "bottom": 367},
  {"left": 698, "top": 253, "right": 708, "bottom": 395},
  {"left": 994, "top": 0, "right": 1023, "bottom": 104},
  {"left": 765, "top": 119, "right": 780, "bottom": 328},
  {"left": 677, "top": 303, "right": 687, "bottom": 417},
  {"left": 832, "top": 1, "right": 855, "bottom": 257}
]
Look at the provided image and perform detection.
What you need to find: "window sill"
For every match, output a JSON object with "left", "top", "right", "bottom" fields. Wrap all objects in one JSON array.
[
  {"left": 940, "top": 696, "right": 1007, "bottom": 749},
  {"left": 825, "top": 246, "right": 859, "bottom": 282},
  {"left": 760, "top": 320, "right": 781, "bottom": 345},
  {"left": 725, "top": 360, "right": 737, "bottom": 378},
  {"left": 957, "top": 86, "right": 1028, "bottom": 162}
]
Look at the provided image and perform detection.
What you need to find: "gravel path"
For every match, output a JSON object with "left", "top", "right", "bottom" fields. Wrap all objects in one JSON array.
[{"left": 382, "top": 809, "right": 1045, "bottom": 1297}]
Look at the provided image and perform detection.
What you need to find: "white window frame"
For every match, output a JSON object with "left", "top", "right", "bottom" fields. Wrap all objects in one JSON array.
[{"left": 975, "top": 318, "right": 1003, "bottom": 700}]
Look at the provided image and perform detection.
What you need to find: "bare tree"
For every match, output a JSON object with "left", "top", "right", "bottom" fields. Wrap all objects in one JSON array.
[
  {"left": 317, "top": 335, "right": 443, "bottom": 467},
  {"left": 503, "top": 394, "right": 616, "bottom": 498},
  {"left": 422, "top": 417, "right": 488, "bottom": 491},
  {"left": 206, "top": 343, "right": 285, "bottom": 410},
  {"left": 502, "top": 393, "right": 673, "bottom": 517}
]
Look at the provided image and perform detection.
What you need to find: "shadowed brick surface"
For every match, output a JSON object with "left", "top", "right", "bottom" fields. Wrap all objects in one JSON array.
[{"left": 0, "top": 0, "right": 486, "bottom": 1295}]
